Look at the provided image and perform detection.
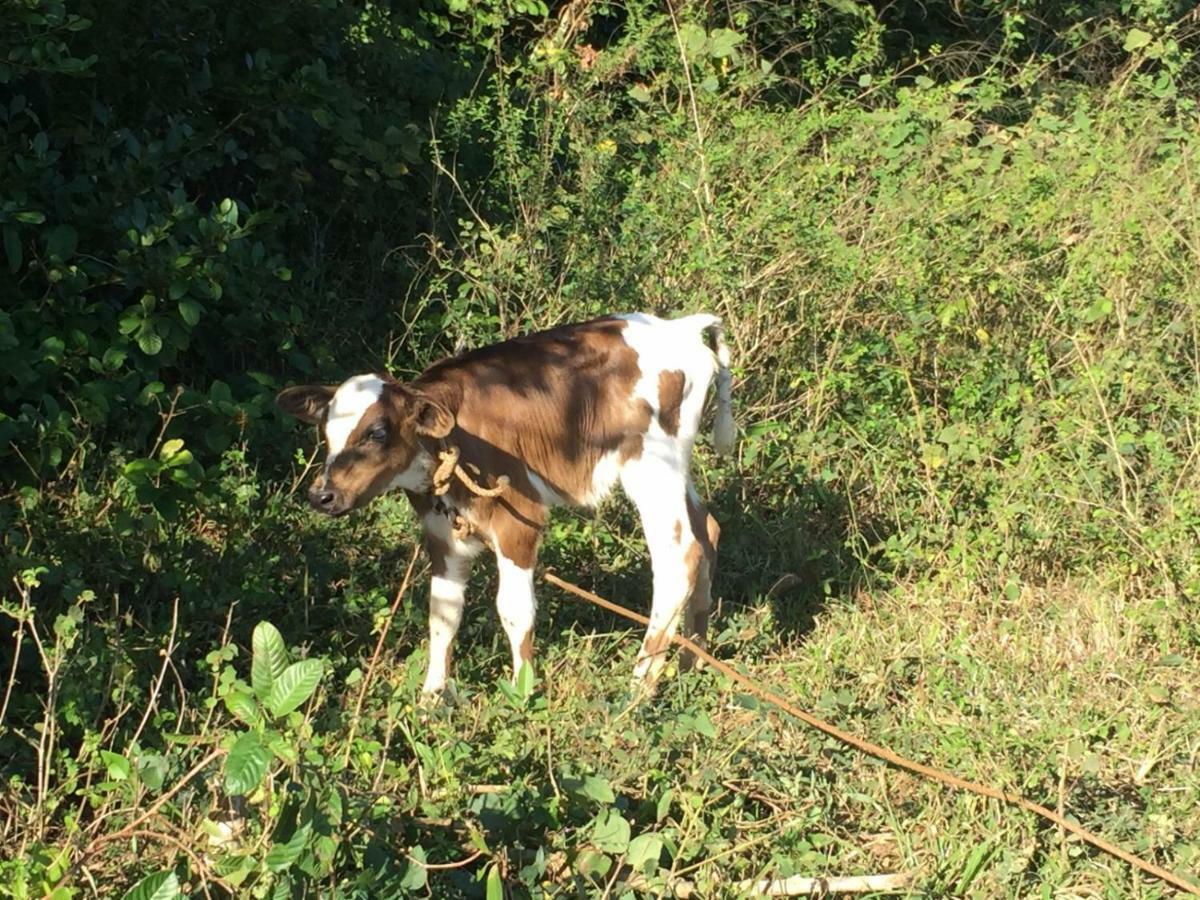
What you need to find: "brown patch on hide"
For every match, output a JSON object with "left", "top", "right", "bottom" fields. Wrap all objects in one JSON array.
[
  {"left": 414, "top": 317, "right": 651, "bottom": 511},
  {"left": 519, "top": 631, "right": 534, "bottom": 664},
  {"left": 657, "top": 369, "right": 685, "bottom": 436}
]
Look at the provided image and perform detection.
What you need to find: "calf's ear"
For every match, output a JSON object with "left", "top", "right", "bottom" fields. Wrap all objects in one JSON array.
[
  {"left": 410, "top": 393, "right": 455, "bottom": 439},
  {"left": 277, "top": 385, "right": 337, "bottom": 424}
]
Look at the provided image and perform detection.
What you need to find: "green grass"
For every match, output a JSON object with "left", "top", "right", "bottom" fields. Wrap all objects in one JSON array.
[{"left": 7, "top": 483, "right": 1195, "bottom": 897}]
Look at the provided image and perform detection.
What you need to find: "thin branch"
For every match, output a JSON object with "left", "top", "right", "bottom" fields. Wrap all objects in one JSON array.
[
  {"left": 342, "top": 546, "right": 421, "bottom": 766},
  {"left": 128, "top": 596, "right": 180, "bottom": 751},
  {"left": 45, "top": 746, "right": 226, "bottom": 899}
]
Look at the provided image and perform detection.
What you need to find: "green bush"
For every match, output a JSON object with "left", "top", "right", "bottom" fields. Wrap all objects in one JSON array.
[{"left": 0, "top": 0, "right": 490, "bottom": 490}]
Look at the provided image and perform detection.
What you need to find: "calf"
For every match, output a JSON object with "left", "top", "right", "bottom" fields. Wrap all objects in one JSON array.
[{"left": 277, "top": 312, "right": 735, "bottom": 696}]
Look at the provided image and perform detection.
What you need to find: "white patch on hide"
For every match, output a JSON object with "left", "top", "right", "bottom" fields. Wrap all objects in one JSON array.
[
  {"left": 580, "top": 449, "right": 623, "bottom": 507},
  {"left": 324, "top": 374, "right": 384, "bottom": 458},
  {"left": 387, "top": 449, "right": 435, "bottom": 493}
]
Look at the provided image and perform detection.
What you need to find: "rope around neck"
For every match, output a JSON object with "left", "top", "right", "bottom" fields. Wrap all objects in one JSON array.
[
  {"left": 429, "top": 443, "right": 510, "bottom": 541},
  {"left": 430, "top": 444, "right": 510, "bottom": 498}
]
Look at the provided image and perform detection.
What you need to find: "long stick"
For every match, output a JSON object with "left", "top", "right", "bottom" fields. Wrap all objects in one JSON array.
[{"left": 543, "top": 572, "right": 1200, "bottom": 898}]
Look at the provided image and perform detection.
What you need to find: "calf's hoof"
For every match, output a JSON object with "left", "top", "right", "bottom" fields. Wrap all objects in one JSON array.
[{"left": 418, "top": 681, "right": 458, "bottom": 712}]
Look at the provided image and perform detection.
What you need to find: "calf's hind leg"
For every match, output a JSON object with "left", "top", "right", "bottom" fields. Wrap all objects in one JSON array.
[
  {"left": 621, "top": 462, "right": 706, "bottom": 690},
  {"left": 679, "top": 486, "right": 719, "bottom": 670}
]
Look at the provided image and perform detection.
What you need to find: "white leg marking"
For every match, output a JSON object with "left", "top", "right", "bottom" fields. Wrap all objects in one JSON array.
[
  {"left": 581, "top": 449, "right": 623, "bottom": 506},
  {"left": 422, "top": 554, "right": 470, "bottom": 695},
  {"left": 495, "top": 555, "right": 537, "bottom": 681},
  {"left": 620, "top": 457, "right": 697, "bottom": 686},
  {"left": 420, "top": 512, "right": 484, "bottom": 696}
]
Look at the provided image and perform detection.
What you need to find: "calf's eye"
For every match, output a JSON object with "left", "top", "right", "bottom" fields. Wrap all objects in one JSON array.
[{"left": 367, "top": 427, "right": 387, "bottom": 443}]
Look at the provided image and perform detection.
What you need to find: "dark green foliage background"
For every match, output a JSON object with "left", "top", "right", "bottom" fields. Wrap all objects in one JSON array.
[{"left": 2, "top": 0, "right": 1199, "bottom": 896}]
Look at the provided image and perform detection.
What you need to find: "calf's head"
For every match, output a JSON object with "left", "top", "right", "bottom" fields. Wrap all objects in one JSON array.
[{"left": 277, "top": 375, "right": 454, "bottom": 515}]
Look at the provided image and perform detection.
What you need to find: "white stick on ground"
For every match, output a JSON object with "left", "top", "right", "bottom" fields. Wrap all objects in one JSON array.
[
  {"left": 738, "top": 872, "right": 912, "bottom": 896},
  {"left": 624, "top": 871, "right": 911, "bottom": 897}
]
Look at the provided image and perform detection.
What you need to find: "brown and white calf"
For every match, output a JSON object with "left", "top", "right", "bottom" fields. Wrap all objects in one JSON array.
[{"left": 277, "top": 312, "right": 735, "bottom": 695}]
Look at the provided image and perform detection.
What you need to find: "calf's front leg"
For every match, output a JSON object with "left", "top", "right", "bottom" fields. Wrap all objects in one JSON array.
[
  {"left": 495, "top": 553, "right": 537, "bottom": 682},
  {"left": 421, "top": 537, "right": 474, "bottom": 697}
]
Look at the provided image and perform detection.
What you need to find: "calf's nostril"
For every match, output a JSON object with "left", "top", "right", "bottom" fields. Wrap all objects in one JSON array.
[{"left": 310, "top": 489, "right": 336, "bottom": 508}]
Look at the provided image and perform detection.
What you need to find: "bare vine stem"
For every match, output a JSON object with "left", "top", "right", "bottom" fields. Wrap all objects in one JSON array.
[{"left": 341, "top": 547, "right": 422, "bottom": 767}]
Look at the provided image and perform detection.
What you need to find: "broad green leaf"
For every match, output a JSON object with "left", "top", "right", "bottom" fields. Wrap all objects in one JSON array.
[
  {"left": 251, "top": 621, "right": 288, "bottom": 702},
  {"left": 708, "top": 28, "right": 744, "bottom": 58},
  {"left": 628, "top": 84, "right": 651, "bottom": 103},
  {"left": 822, "top": 0, "right": 865, "bottom": 15},
  {"left": 224, "top": 731, "right": 270, "bottom": 796},
  {"left": 118, "top": 312, "right": 142, "bottom": 335},
  {"left": 121, "top": 870, "right": 181, "bottom": 900},
  {"left": 265, "top": 818, "right": 312, "bottom": 872},
  {"left": 678, "top": 711, "right": 716, "bottom": 738},
  {"left": 99, "top": 750, "right": 131, "bottom": 781},
  {"left": 582, "top": 774, "right": 615, "bottom": 804},
  {"left": 159, "top": 438, "right": 184, "bottom": 460},
  {"left": 592, "top": 808, "right": 631, "bottom": 853},
  {"left": 655, "top": 788, "right": 673, "bottom": 822},
  {"left": 400, "top": 846, "right": 428, "bottom": 890},
  {"left": 164, "top": 449, "right": 192, "bottom": 468},
  {"left": 266, "top": 659, "right": 323, "bottom": 718},
  {"left": 137, "top": 753, "right": 168, "bottom": 792},
  {"left": 485, "top": 863, "right": 503, "bottom": 900},
  {"left": 1124, "top": 28, "right": 1152, "bottom": 51},
  {"left": 224, "top": 686, "right": 262, "bottom": 727},
  {"left": 575, "top": 850, "right": 611, "bottom": 879},
  {"left": 123, "top": 458, "right": 160, "bottom": 479},
  {"left": 678, "top": 22, "right": 707, "bottom": 56},
  {"left": 626, "top": 833, "right": 663, "bottom": 871},
  {"left": 13, "top": 210, "right": 45, "bottom": 224},
  {"left": 136, "top": 328, "right": 162, "bottom": 356},
  {"left": 102, "top": 347, "right": 126, "bottom": 370},
  {"left": 264, "top": 728, "right": 297, "bottom": 765},
  {"left": 178, "top": 300, "right": 202, "bottom": 326}
]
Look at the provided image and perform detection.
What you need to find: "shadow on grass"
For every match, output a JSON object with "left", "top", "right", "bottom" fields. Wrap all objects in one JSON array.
[{"left": 534, "top": 470, "right": 886, "bottom": 656}]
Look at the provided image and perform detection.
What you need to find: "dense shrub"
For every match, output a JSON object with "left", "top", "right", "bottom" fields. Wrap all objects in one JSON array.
[{"left": 0, "top": 0, "right": 489, "bottom": 489}]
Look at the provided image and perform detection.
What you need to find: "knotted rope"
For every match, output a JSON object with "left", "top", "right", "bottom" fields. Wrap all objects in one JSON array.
[
  {"left": 429, "top": 444, "right": 510, "bottom": 540},
  {"left": 430, "top": 444, "right": 510, "bottom": 498}
]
